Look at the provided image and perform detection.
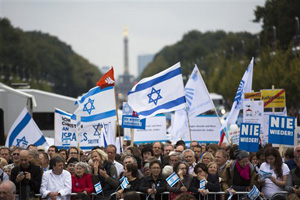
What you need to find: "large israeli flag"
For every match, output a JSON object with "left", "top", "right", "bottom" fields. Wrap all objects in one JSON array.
[
  {"left": 74, "top": 86, "right": 117, "bottom": 123},
  {"left": 5, "top": 107, "right": 48, "bottom": 148},
  {"left": 128, "top": 62, "right": 186, "bottom": 119},
  {"left": 221, "top": 58, "right": 254, "bottom": 131}
]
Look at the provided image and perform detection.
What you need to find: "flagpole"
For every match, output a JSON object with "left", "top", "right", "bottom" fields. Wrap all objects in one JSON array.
[
  {"left": 213, "top": 107, "right": 231, "bottom": 145},
  {"left": 113, "top": 86, "right": 122, "bottom": 153},
  {"left": 185, "top": 106, "right": 192, "bottom": 143}
]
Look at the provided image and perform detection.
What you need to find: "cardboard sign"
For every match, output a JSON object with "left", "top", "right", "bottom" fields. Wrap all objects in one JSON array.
[
  {"left": 239, "top": 123, "right": 260, "bottom": 152},
  {"left": 244, "top": 92, "right": 261, "bottom": 100},
  {"left": 122, "top": 102, "right": 145, "bottom": 129},
  {"left": 261, "top": 89, "right": 286, "bottom": 108},
  {"left": 268, "top": 115, "right": 295, "bottom": 145}
]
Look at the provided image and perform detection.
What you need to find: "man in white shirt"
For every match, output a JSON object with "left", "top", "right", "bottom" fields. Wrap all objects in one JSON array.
[
  {"left": 40, "top": 156, "right": 71, "bottom": 200},
  {"left": 183, "top": 149, "right": 196, "bottom": 176}
]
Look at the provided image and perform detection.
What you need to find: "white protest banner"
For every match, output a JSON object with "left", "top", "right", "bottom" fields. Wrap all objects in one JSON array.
[
  {"left": 228, "top": 126, "right": 240, "bottom": 145},
  {"left": 55, "top": 108, "right": 77, "bottom": 148},
  {"left": 295, "top": 127, "right": 300, "bottom": 146},
  {"left": 133, "top": 115, "right": 167, "bottom": 143},
  {"left": 179, "top": 115, "right": 220, "bottom": 143}
]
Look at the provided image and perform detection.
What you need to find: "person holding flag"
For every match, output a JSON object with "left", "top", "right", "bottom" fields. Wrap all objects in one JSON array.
[
  {"left": 116, "top": 163, "right": 141, "bottom": 199},
  {"left": 167, "top": 161, "right": 193, "bottom": 200}
]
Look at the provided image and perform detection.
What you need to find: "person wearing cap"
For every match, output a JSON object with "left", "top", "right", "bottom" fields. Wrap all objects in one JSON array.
[{"left": 221, "top": 149, "right": 257, "bottom": 199}]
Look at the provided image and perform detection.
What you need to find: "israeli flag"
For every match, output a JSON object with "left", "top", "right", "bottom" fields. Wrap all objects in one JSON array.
[
  {"left": 128, "top": 62, "right": 186, "bottom": 119},
  {"left": 121, "top": 177, "right": 129, "bottom": 189},
  {"left": 221, "top": 58, "right": 254, "bottom": 134},
  {"left": 199, "top": 179, "right": 206, "bottom": 189},
  {"left": 74, "top": 86, "right": 117, "bottom": 124},
  {"left": 94, "top": 182, "right": 102, "bottom": 194},
  {"left": 247, "top": 185, "right": 260, "bottom": 200},
  {"left": 166, "top": 172, "right": 180, "bottom": 187},
  {"left": 5, "top": 107, "right": 49, "bottom": 149}
]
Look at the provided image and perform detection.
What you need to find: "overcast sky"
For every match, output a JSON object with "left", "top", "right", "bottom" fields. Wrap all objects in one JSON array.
[{"left": 1, "top": 0, "right": 265, "bottom": 77}]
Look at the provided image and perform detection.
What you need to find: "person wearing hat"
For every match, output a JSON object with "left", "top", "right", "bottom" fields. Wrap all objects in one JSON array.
[{"left": 221, "top": 149, "right": 257, "bottom": 199}]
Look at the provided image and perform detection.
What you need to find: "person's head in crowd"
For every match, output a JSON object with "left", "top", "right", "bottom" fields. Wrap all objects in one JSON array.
[
  {"left": 123, "top": 155, "right": 137, "bottom": 167},
  {"left": 125, "top": 146, "right": 141, "bottom": 158},
  {"left": 263, "top": 143, "right": 272, "bottom": 149},
  {"left": 28, "top": 149, "right": 40, "bottom": 166},
  {"left": 174, "top": 193, "right": 196, "bottom": 200},
  {"left": 0, "top": 180, "right": 16, "bottom": 200},
  {"left": 105, "top": 144, "right": 118, "bottom": 162},
  {"left": 37, "top": 146, "right": 45, "bottom": 153},
  {"left": 58, "top": 148, "right": 68, "bottom": 163},
  {"left": 175, "top": 145, "right": 185, "bottom": 154},
  {"left": 201, "top": 144, "right": 207, "bottom": 154},
  {"left": 0, "top": 158, "right": 7, "bottom": 169},
  {"left": 162, "top": 165, "right": 173, "bottom": 178},
  {"left": 3, "top": 165, "right": 13, "bottom": 179},
  {"left": 234, "top": 149, "right": 249, "bottom": 169},
  {"left": 124, "top": 163, "right": 139, "bottom": 179},
  {"left": 215, "top": 149, "right": 229, "bottom": 168},
  {"left": 66, "top": 157, "right": 79, "bottom": 175},
  {"left": 19, "top": 150, "right": 32, "bottom": 170},
  {"left": 284, "top": 148, "right": 294, "bottom": 162},
  {"left": 123, "top": 140, "right": 131, "bottom": 151},
  {"left": 123, "top": 191, "right": 141, "bottom": 200},
  {"left": 169, "top": 152, "right": 182, "bottom": 166},
  {"left": 207, "top": 161, "right": 218, "bottom": 175},
  {"left": 163, "top": 143, "right": 174, "bottom": 156},
  {"left": 265, "top": 147, "right": 283, "bottom": 178},
  {"left": 190, "top": 141, "right": 199, "bottom": 151},
  {"left": 68, "top": 147, "right": 79, "bottom": 159},
  {"left": 193, "top": 145, "right": 202, "bottom": 162},
  {"left": 220, "top": 143, "right": 227, "bottom": 150},
  {"left": 249, "top": 153, "right": 258, "bottom": 166},
  {"left": 90, "top": 149, "right": 108, "bottom": 166},
  {"left": 194, "top": 163, "right": 208, "bottom": 181},
  {"left": 11, "top": 146, "right": 22, "bottom": 166},
  {"left": 256, "top": 148, "right": 265, "bottom": 167},
  {"left": 229, "top": 144, "right": 239, "bottom": 160},
  {"left": 149, "top": 160, "right": 162, "bottom": 178},
  {"left": 143, "top": 162, "right": 151, "bottom": 176},
  {"left": 176, "top": 140, "right": 186, "bottom": 148},
  {"left": 152, "top": 142, "right": 163, "bottom": 158},
  {"left": 207, "top": 144, "right": 219, "bottom": 157},
  {"left": 173, "top": 161, "right": 189, "bottom": 178},
  {"left": 75, "top": 162, "right": 90, "bottom": 178},
  {"left": 27, "top": 144, "right": 37, "bottom": 151},
  {"left": 144, "top": 156, "right": 157, "bottom": 165},
  {"left": 39, "top": 152, "right": 50, "bottom": 170},
  {"left": 200, "top": 152, "right": 215, "bottom": 166},
  {"left": 48, "top": 145, "right": 58, "bottom": 158},
  {"left": 50, "top": 156, "right": 64, "bottom": 175},
  {"left": 0, "top": 147, "right": 11, "bottom": 163},
  {"left": 141, "top": 145, "right": 154, "bottom": 162},
  {"left": 183, "top": 149, "right": 195, "bottom": 166}
]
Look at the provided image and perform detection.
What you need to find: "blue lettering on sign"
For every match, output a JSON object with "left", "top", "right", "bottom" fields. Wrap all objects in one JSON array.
[
  {"left": 239, "top": 123, "right": 260, "bottom": 152},
  {"left": 62, "top": 127, "right": 69, "bottom": 131},
  {"left": 122, "top": 115, "right": 146, "bottom": 130},
  {"left": 82, "top": 132, "right": 88, "bottom": 141},
  {"left": 268, "top": 115, "right": 295, "bottom": 145}
]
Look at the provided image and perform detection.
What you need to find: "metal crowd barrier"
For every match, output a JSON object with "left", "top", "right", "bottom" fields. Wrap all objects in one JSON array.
[{"left": 14, "top": 190, "right": 289, "bottom": 200}]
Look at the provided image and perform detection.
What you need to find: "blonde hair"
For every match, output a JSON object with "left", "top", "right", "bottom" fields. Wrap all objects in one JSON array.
[
  {"left": 90, "top": 149, "right": 108, "bottom": 164},
  {"left": 200, "top": 152, "right": 215, "bottom": 163},
  {"left": 207, "top": 161, "right": 218, "bottom": 173}
]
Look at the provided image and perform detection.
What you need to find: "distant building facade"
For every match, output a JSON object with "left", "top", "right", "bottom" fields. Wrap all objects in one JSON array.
[{"left": 137, "top": 54, "right": 154, "bottom": 77}]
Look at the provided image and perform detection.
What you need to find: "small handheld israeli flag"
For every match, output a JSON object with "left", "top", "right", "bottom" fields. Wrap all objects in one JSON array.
[
  {"left": 94, "top": 182, "right": 102, "bottom": 194},
  {"left": 228, "top": 187, "right": 233, "bottom": 200},
  {"left": 121, "top": 177, "right": 130, "bottom": 189},
  {"left": 199, "top": 179, "right": 206, "bottom": 189},
  {"left": 258, "top": 169, "right": 272, "bottom": 180},
  {"left": 248, "top": 185, "right": 260, "bottom": 200},
  {"left": 119, "top": 176, "right": 125, "bottom": 182},
  {"left": 166, "top": 172, "right": 180, "bottom": 187}
]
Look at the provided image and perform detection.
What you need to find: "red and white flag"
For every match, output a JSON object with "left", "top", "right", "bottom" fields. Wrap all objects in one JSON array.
[{"left": 96, "top": 67, "right": 115, "bottom": 89}]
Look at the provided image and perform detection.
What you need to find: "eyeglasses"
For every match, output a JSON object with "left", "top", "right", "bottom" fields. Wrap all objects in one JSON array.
[
  {"left": 153, "top": 147, "right": 161, "bottom": 149},
  {"left": 12, "top": 153, "right": 20, "bottom": 156}
]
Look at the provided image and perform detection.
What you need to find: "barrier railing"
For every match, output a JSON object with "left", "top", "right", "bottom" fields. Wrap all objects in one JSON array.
[{"left": 15, "top": 190, "right": 289, "bottom": 200}]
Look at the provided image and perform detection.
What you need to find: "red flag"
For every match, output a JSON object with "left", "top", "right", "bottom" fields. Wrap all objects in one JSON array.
[
  {"left": 96, "top": 67, "right": 115, "bottom": 89},
  {"left": 218, "top": 129, "right": 225, "bottom": 146}
]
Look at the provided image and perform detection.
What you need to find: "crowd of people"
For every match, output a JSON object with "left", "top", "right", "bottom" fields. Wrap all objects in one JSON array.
[{"left": 0, "top": 140, "right": 299, "bottom": 200}]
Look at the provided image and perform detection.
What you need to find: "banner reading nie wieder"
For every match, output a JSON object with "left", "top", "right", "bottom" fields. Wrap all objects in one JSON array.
[{"left": 268, "top": 115, "right": 295, "bottom": 145}]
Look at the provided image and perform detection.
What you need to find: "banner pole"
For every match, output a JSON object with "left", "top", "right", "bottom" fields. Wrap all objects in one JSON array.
[
  {"left": 213, "top": 107, "right": 231, "bottom": 146},
  {"left": 185, "top": 107, "right": 192, "bottom": 143},
  {"left": 113, "top": 86, "right": 122, "bottom": 153},
  {"left": 76, "top": 114, "right": 81, "bottom": 161},
  {"left": 130, "top": 128, "right": 134, "bottom": 146}
]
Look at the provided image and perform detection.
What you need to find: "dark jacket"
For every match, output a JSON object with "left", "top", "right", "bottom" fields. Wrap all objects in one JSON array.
[
  {"left": 189, "top": 174, "right": 220, "bottom": 200},
  {"left": 167, "top": 174, "right": 193, "bottom": 193},
  {"left": 139, "top": 174, "right": 167, "bottom": 199},
  {"left": 11, "top": 162, "right": 42, "bottom": 199}
]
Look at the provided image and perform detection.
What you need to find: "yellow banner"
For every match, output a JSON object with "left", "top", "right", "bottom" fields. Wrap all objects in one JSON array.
[
  {"left": 244, "top": 92, "right": 261, "bottom": 99},
  {"left": 261, "top": 89, "right": 286, "bottom": 108}
]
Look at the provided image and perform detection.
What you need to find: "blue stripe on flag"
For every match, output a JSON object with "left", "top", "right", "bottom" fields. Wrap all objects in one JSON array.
[
  {"left": 185, "top": 94, "right": 193, "bottom": 100},
  {"left": 55, "top": 109, "right": 72, "bottom": 117},
  {"left": 34, "top": 136, "right": 46, "bottom": 146},
  {"left": 81, "top": 110, "right": 116, "bottom": 122},
  {"left": 138, "top": 96, "right": 185, "bottom": 117},
  {"left": 9, "top": 113, "right": 31, "bottom": 146},
  {"left": 77, "top": 86, "right": 113, "bottom": 104},
  {"left": 128, "top": 67, "right": 181, "bottom": 95}
]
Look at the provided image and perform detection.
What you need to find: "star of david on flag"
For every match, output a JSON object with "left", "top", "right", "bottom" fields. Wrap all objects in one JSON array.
[
  {"left": 83, "top": 98, "right": 95, "bottom": 115},
  {"left": 166, "top": 172, "right": 180, "bottom": 187},
  {"left": 247, "top": 185, "right": 260, "bottom": 200},
  {"left": 128, "top": 62, "right": 186, "bottom": 119},
  {"left": 5, "top": 107, "right": 49, "bottom": 149}
]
